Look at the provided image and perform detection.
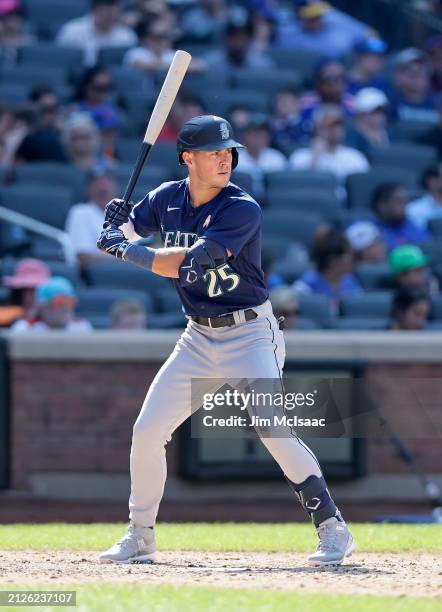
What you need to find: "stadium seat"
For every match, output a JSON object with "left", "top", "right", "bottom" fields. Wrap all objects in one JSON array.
[
  {"left": 369, "top": 143, "right": 437, "bottom": 175},
  {"left": 0, "top": 184, "right": 73, "bottom": 229},
  {"left": 331, "top": 317, "right": 389, "bottom": 330},
  {"left": 19, "top": 44, "right": 84, "bottom": 78},
  {"left": 295, "top": 317, "right": 320, "bottom": 330},
  {"left": 148, "top": 312, "right": 187, "bottom": 329},
  {"left": 13, "top": 164, "right": 88, "bottom": 202},
  {"left": 25, "top": 0, "right": 90, "bottom": 39},
  {"left": 76, "top": 287, "right": 153, "bottom": 317},
  {"left": 420, "top": 241, "right": 442, "bottom": 266},
  {"left": 392, "top": 120, "right": 436, "bottom": 144},
  {"left": 262, "top": 209, "right": 322, "bottom": 247},
  {"left": 110, "top": 66, "right": 155, "bottom": 98},
  {"left": 296, "top": 293, "right": 333, "bottom": 327},
  {"left": 117, "top": 140, "right": 178, "bottom": 174},
  {"left": 430, "top": 295, "right": 442, "bottom": 320},
  {"left": 264, "top": 170, "right": 337, "bottom": 192},
  {"left": 265, "top": 188, "right": 341, "bottom": 221},
  {"left": 119, "top": 93, "right": 158, "bottom": 134},
  {"left": 112, "top": 164, "right": 172, "bottom": 198},
  {"left": 0, "top": 65, "right": 68, "bottom": 90},
  {"left": 0, "top": 84, "right": 29, "bottom": 104},
  {"left": 340, "top": 292, "right": 393, "bottom": 318},
  {"left": 346, "top": 168, "right": 419, "bottom": 209},
  {"left": 98, "top": 46, "right": 133, "bottom": 66},
  {"left": 84, "top": 260, "right": 172, "bottom": 310},
  {"left": 428, "top": 218, "right": 442, "bottom": 238},
  {"left": 231, "top": 68, "right": 301, "bottom": 94},
  {"left": 156, "top": 287, "right": 184, "bottom": 314},
  {"left": 262, "top": 234, "right": 293, "bottom": 260},
  {"left": 268, "top": 48, "right": 321, "bottom": 81},
  {"left": 201, "top": 90, "right": 270, "bottom": 118},
  {"left": 355, "top": 263, "right": 393, "bottom": 290},
  {"left": 231, "top": 171, "right": 254, "bottom": 195}
]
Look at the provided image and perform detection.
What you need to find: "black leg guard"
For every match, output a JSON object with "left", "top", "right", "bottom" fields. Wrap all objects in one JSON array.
[{"left": 286, "top": 475, "right": 339, "bottom": 527}]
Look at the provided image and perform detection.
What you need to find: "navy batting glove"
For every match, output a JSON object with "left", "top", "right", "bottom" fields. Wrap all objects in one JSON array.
[
  {"left": 104, "top": 198, "right": 133, "bottom": 227},
  {"left": 97, "top": 222, "right": 130, "bottom": 260}
]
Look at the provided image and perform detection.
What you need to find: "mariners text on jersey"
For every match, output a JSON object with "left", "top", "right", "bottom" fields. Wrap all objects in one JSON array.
[{"left": 129, "top": 178, "right": 268, "bottom": 316}]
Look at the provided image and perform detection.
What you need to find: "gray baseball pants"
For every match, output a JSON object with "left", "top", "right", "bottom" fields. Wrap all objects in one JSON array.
[{"left": 129, "top": 299, "right": 322, "bottom": 527}]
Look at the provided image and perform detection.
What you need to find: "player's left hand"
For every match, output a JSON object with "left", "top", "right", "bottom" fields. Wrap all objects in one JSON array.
[
  {"left": 97, "top": 222, "right": 129, "bottom": 259},
  {"left": 104, "top": 198, "right": 133, "bottom": 227}
]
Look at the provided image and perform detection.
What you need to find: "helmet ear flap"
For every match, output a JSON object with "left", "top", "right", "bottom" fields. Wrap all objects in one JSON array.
[{"left": 232, "top": 148, "right": 238, "bottom": 170}]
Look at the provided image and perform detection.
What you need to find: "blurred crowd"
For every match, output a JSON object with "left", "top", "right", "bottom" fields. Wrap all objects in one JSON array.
[{"left": 1, "top": 0, "right": 442, "bottom": 331}]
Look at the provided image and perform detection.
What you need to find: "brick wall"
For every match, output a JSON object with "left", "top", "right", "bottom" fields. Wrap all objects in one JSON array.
[{"left": 8, "top": 359, "right": 441, "bottom": 492}]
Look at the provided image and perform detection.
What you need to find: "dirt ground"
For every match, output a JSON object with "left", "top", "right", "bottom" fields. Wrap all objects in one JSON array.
[{"left": 0, "top": 551, "right": 440, "bottom": 598}]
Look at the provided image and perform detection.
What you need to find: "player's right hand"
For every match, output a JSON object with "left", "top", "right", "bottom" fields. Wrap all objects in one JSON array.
[{"left": 104, "top": 199, "right": 133, "bottom": 227}]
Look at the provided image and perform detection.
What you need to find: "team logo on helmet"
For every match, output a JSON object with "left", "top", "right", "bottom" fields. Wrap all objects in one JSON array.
[{"left": 220, "top": 122, "right": 230, "bottom": 140}]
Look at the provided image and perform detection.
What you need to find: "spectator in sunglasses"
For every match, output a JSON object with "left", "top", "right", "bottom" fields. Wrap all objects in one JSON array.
[
  {"left": 298, "top": 58, "right": 354, "bottom": 141},
  {"left": 16, "top": 86, "right": 67, "bottom": 163},
  {"left": 10, "top": 277, "right": 92, "bottom": 333},
  {"left": 72, "top": 67, "right": 120, "bottom": 160}
]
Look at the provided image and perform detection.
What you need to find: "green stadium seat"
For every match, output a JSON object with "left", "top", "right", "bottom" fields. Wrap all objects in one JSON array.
[
  {"left": 201, "top": 90, "right": 270, "bottom": 118},
  {"left": 25, "top": 0, "right": 90, "bottom": 39},
  {"left": 76, "top": 287, "right": 153, "bottom": 317}
]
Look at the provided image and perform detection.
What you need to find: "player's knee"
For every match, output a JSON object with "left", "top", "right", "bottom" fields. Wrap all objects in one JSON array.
[{"left": 132, "top": 416, "right": 167, "bottom": 446}]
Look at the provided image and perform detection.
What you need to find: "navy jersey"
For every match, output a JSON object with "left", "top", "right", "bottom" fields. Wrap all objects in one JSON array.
[{"left": 129, "top": 178, "right": 268, "bottom": 316}]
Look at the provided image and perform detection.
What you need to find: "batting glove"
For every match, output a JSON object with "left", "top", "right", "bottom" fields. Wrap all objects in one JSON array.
[
  {"left": 97, "top": 222, "right": 131, "bottom": 260},
  {"left": 104, "top": 198, "right": 133, "bottom": 227}
]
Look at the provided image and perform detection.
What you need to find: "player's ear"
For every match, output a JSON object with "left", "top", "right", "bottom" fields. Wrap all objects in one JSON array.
[{"left": 182, "top": 150, "right": 193, "bottom": 168}]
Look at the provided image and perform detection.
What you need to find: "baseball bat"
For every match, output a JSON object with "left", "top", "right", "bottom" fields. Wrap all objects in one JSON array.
[{"left": 122, "top": 50, "right": 192, "bottom": 204}]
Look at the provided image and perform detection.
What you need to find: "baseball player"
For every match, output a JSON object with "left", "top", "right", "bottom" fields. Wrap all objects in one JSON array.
[{"left": 96, "top": 115, "right": 355, "bottom": 566}]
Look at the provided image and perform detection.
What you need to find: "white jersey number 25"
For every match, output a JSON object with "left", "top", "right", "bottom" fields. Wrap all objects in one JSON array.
[{"left": 204, "top": 263, "right": 240, "bottom": 298}]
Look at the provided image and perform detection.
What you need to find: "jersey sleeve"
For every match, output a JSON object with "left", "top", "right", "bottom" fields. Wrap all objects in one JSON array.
[
  {"left": 129, "top": 189, "right": 161, "bottom": 238},
  {"left": 200, "top": 198, "right": 261, "bottom": 258}
]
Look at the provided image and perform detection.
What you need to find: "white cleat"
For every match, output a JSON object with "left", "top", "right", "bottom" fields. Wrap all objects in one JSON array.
[
  {"left": 99, "top": 522, "right": 157, "bottom": 564},
  {"left": 308, "top": 516, "right": 355, "bottom": 567}
]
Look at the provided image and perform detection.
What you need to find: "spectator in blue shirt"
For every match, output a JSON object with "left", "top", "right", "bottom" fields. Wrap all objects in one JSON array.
[
  {"left": 371, "top": 182, "right": 431, "bottom": 249},
  {"left": 293, "top": 226, "right": 362, "bottom": 315},
  {"left": 407, "top": 164, "right": 442, "bottom": 230},
  {"left": 347, "top": 37, "right": 389, "bottom": 95},
  {"left": 271, "top": 88, "right": 304, "bottom": 153},
  {"left": 274, "top": 0, "right": 369, "bottom": 57},
  {"left": 298, "top": 58, "right": 354, "bottom": 141},
  {"left": 388, "top": 48, "right": 438, "bottom": 124}
]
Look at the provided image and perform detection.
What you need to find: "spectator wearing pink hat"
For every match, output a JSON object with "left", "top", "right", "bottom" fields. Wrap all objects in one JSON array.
[
  {"left": 0, "top": 258, "right": 50, "bottom": 327},
  {"left": 0, "top": 0, "right": 34, "bottom": 67}
]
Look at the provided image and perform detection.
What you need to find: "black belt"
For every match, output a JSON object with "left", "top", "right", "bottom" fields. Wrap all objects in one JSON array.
[{"left": 190, "top": 308, "right": 258, "bottom": 328}]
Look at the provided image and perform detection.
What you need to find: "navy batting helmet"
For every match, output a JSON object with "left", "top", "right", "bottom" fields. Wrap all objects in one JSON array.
[{"left": 177, "top": 115, "right": 245, "bottom": 169}]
